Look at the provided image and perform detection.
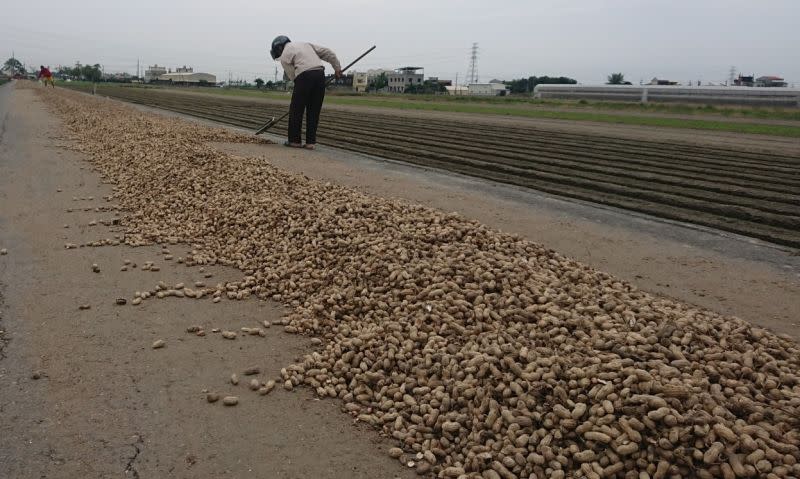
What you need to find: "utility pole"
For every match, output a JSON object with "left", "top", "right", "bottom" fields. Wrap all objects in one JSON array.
[
  {"left": 274, "top": 66, "right": 278, "bottom": 83},
  {"left": 455, "top": 72, "right": 459, "bottom": 95},
  {"left": 467, "top": 43, "right": 479, "bottom": 84}
]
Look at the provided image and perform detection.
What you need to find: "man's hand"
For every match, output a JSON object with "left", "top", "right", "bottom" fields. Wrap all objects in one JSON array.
[{"left": 335, "top": 69, "right": 343, "bottom": 79}]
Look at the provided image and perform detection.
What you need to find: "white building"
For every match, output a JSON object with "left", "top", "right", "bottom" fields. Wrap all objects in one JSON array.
[
  {"left": 144, "top": 64, "right": 167, "bottom": 82},
  {"left": 157, "top": 72, "right": 216, "bottom": 84},
  {"left": 352, "top": 72, "right": 368, "bottom": 93},
  {"left": 468, "top": 83, "right": 509, "bottom": 96}
]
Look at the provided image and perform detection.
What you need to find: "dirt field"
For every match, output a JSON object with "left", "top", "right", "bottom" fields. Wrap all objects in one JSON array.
[
  {"left": 171, "top": 88, "right": 800, "bottom": 150},
  {"left": 65, "top": 84, "right": 800, "bottom": 248},
  {"left": 2, "top": 83, "right": 799, "bottom": 477}
]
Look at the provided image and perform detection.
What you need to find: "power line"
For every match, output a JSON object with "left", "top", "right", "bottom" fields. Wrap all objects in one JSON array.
[{"left": 467, "top": 43, "right": 479, "bottom": 84}]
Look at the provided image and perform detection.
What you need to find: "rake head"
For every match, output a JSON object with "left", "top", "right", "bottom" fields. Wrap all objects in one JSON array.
[{"left": 254, "top": 117, "right": 277, "bottom": 136}]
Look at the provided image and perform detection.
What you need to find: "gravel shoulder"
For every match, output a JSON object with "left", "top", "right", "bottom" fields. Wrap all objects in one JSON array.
[{"left": 0, "top": 86, "right": 413, "bottom": 478}]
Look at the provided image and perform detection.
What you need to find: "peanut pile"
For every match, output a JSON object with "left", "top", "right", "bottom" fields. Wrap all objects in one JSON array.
[{"left": 41, "top": 87, "right": 799, "bottom": 478}]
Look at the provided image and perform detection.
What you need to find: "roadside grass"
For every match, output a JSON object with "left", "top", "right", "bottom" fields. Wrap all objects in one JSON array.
[
  {"left": 60, "top": 82, "right": 800, "bottom": 138},
  {"left": 327, "top": 98, "right": 800, "bottom": 137}
]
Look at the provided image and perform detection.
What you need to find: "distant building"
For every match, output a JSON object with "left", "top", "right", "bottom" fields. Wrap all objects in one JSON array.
[
  {"left": 157, "top": 71, "right": 216, "bottom": 85},
  {"left": 387, "top": 67, "right": 424, "bottom": 93},
  {"left": 145, "top": 64, "right": 167, "bottom": 82},
  {"left": 755, "top": 76, "right": 787, "bottom": 87},
  {"left": 733, "top": 74, "right": 755, "bottom": 87},
  {"left": 445, "top": 85, "right": 469, "bottom": 95},
  {"left": 648, "top": 78, "right": 679, "bottom": 86},
  {"left": 106, "top": 72, "right": 133, "bottom": 82},
  {"left": 468, "top": 83, "right": 509, "bottom": 96},
  {"left": 144, "top": 64, "right": 215, "bottom": 85},
  {"left": 366, "top": 68, "right": 394, "bottom": 79},
  {"left": 429, "top": 77, "right": 452, "bottom": 87},
  {"left": 352, "top": 72, "right": 368, "bottom": 93}
]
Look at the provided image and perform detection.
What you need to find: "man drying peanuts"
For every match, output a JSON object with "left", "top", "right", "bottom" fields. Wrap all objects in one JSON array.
[{"left": 270, "top": 36, "right": 342, "bottom": 150}]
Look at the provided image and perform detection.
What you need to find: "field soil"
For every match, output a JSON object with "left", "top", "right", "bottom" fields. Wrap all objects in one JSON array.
[
  {"left": 137, "top": 87, "right": 800, "bottom": 154},
  {"left": 68, "top": 85, "right": 800, "bottom": 248},
  {"left": 0, "top": 84, "right": 414, "bottom": 478}
]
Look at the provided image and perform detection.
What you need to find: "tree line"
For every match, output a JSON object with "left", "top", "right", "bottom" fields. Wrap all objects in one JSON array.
[
  {"left": 2, "top": 58, "right": 106, "bottom": 82},
  {"left": 506, "top": 73, "right": 633, "bottom": 90},
  {"left": 505, "top": 76, "right": 578, "bottom": 94},
  {"left": 55, "top": 64, "right": 103, "bottom": 82},
  {"left": 3, "top": 58, "right": 26, "bottom": 75}
]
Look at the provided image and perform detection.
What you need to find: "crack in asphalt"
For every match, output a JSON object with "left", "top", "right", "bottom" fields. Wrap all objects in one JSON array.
[
  {"left": 0, "top": 81, "right": 11, "bottom": 143},
  {"left": 0, "top": 286, "right": 7, "bottom": 361},
  {"left": 124, "top": 434, "right": 144, "bottom": 479}
]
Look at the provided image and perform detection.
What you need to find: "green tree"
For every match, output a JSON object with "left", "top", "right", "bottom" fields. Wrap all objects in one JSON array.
[
  {"left": 266, "top": 80, "right": 274, "bottom": 89},
  {"left": 254, "top": 78, "right": 264, "bottom": 89},
  {"left": 80, "top": 64, "right": 102, "bottom": 82},
  {"left": 3, "top": 58, "right": 26, "bottom": 75},
  {"left": 427, "top": 80, "right": 447, "bottom": 93},
  {"left": 61, "top": 66, "right": 81, "bottom": 78},
  {"left": 607, "top": 73, "right": 625, "bottom": 85},
  {"left": 505, "top": 75, "right": 577, "bottom": 94},
  {"left": 370, "top": 72, "right": 388, "bottom": 91},
  {"left": 405, "top": 80, "right": 447, "bottom": 94}
]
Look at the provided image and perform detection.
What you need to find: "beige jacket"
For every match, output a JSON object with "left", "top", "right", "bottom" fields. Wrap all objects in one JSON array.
[{"left": 280, "top": 42, "right": 341, "bottom": 81}]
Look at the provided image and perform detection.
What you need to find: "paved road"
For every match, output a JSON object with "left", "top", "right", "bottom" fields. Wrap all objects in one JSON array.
[{"left": 0, "top": 84, "right": 413, "bottom": 478}]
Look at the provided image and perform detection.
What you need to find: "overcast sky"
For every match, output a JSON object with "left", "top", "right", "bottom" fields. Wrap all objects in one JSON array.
[{"left": 2, "top": 0, "right": 798, "bottom": 86}]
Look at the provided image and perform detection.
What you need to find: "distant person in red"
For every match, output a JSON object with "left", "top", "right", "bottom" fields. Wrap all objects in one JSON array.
[{"left": 38, "top": 66, "right": 54, "bottom": 88}]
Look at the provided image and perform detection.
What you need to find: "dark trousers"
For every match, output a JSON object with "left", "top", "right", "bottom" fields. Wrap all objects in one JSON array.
[{"left": 288, "top": 68, "right": 325, "bottom": 144}]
